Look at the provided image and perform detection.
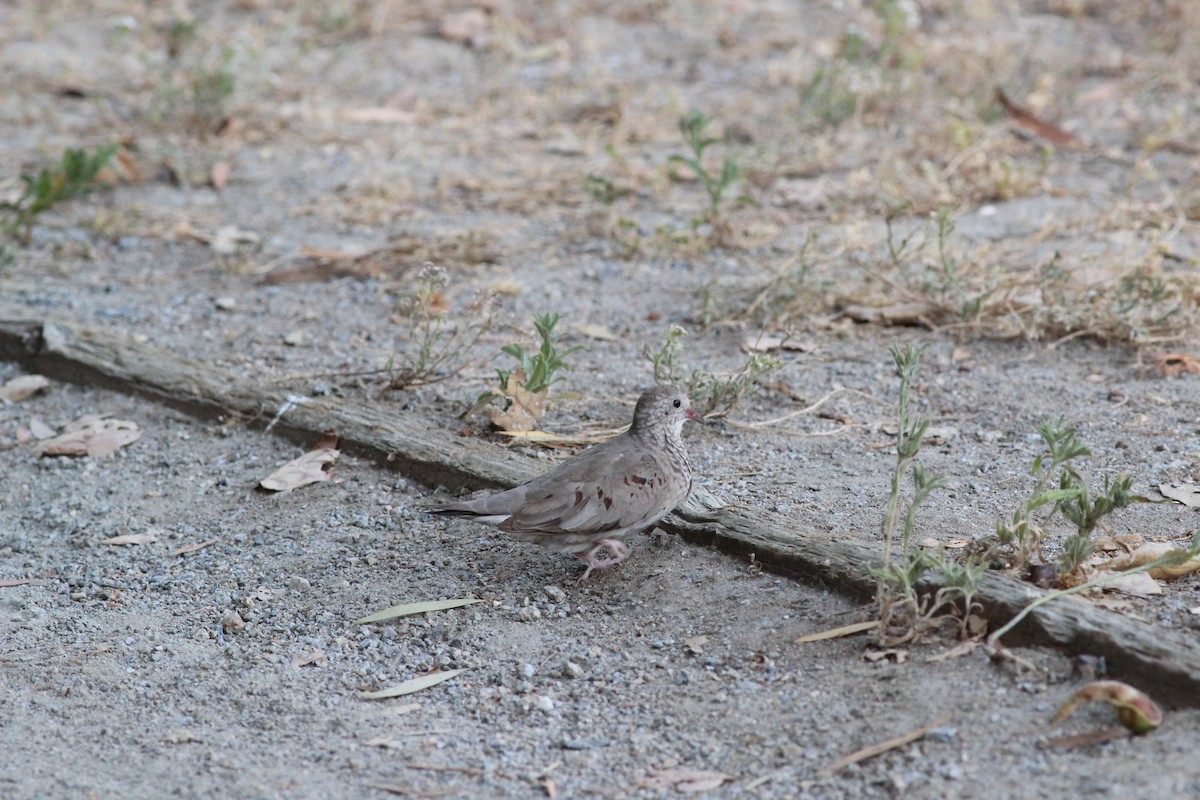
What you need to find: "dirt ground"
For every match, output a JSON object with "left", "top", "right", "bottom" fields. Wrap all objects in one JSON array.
[{"left": 3, "top": 1, "right": 1200, "bottom": 798}]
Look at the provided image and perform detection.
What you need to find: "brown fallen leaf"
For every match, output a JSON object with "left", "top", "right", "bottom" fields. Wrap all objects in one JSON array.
[
  {"left": 995, "top": 87, "right": 1082, "bottom": 148},
  {"left": 259, "top": 431, "right": 340, "bottom": 492},
  {"left": 1159, "top": 483, "right": 1200, "bottom": 508},
  {"left": 102, "top": 532, "right": 158, "bottom": 546},
  {"left": 36, "top": 415, "right": 142, "bottom": 458},
  {"left": 1052, "top": 680, "right": 1162, "bottom": 734},
  {"left": 0, "top": 375, "right": 50, "bottom": 402},
  {"left": 794, "top": 620, "right": 880, "bottom": 643},
  {"left": 486, "top": 370, "right": 548, "bottom": 433},
  {"left": 641, "top": 768, "right": 730, "bottom": 793},
  {"left": 1149, "top": 352, "right": 1200, "bottom": 379},
  {"left": 1105, "top": 541, "right": 1200, "bottom": 580}
]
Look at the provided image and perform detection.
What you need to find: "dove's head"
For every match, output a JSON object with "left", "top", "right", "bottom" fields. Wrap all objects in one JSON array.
[{"left": 631, "top": 385, "right": 702, "bottom": 438}]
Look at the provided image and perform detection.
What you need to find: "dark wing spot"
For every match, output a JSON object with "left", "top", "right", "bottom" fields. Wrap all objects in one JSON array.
[
  {"left": 597, "top": 487, "right": 605, "bottom": 499},
  {"left": 574, "top": 489, "right": 584, "bottom": 507},
  {"left": 629, "top": 475, "right": 648, "bottom": 486},
  {"left": 603, "top": 497, "right": 613, "bottom": 510}
]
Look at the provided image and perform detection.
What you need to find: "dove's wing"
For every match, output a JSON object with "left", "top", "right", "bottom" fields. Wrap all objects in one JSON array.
[{"left": 499, "top": 438, "right": 686, "bottom": 538}]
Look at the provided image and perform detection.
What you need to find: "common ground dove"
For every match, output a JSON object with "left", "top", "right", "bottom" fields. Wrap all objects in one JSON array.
[{"left": 427, "top": 385, "right": 701, "bottom": 579}]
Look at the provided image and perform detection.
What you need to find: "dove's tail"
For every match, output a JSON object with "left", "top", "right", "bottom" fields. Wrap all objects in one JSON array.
[{"left": 424, "top": 503, "right": 510, "bottom": 527}]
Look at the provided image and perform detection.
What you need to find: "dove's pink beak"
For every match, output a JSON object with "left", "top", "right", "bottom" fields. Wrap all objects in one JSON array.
[{"left": 685, "top": 407, "right": 703, "bottom": 423}]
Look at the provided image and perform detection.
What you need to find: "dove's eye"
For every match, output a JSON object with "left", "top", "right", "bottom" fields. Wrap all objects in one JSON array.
[{"left": 672, "top": 399, "right": 681, "bottom": 408}]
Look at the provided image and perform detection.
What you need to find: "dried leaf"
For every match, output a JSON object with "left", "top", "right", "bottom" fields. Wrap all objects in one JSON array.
[
  {"left": 1150, "top": 352, "right": 1200, "bottom": 378},
  {"left": 841, "top": 301, "right": 941, "bottom": 327},
  {"left": 1052, "top": 680, "right": 1162, "bottom": 734},
  {"left": 497, "top": 428, "right": 622, "bottom": 447},
  {"left": 576, "top": 323, "right": 618, "bottom": 341},
  {"left": 210, "top": 161, "right": 231, "bottom": 190},
  {"left": 1100, "top": 570, "right": 1163, "bottom": 596},
  {"left": 863, "top": 647, "right": 908, "bottom": 664},
  {"left": 683, "top": 635, "right": 708, "bottom": 655},
  {"left": 486, "top": 370, "right": 548, "bottom": 432},
  {"left": 822, "top": 716, "right": 952, "bottom": 774},
  {"left": 642, "top": 768, "right": 730, "bottom": 793},
  {"left": 0, "top": 375, "right": 50, "bottom": 402},
  {"left": 1159, "top": 483, "right": 1200, "bottom": 508},
  {"left": 794, "top": 620, "right": 880, "bottom": 643},
  {"left": 437, "top": 9, "right": 490, "bottom": 48},
  {"left": 355, "top": 597, "right": 481, "bottom": 625},
  {"left": 358, "top": 668, "right": 467, "bottom": 700},
  {"left": 1106, "top": 541, "right": 1200, "bottom": 580},
  {"left": 740, "top": 334, "right": 815, "bottom": 353},
  {"left": 292, "top": 649, "right": 326, "bottom": 668},
  {"left": 925, "top": 638, "right": 980, "bottom": 663},
  {"left": 36, "top": 415, "right": 141, "bottom": 458},
  {"left": 102, "top": 532, "right": 158, "bottom": 546},
  {"left": 259, "top": 431, "right": 340, "bottom": 492},
  {"left": 995, "top": 87, "right": 1082, "bottom": 147},
  {"left": 173, "top": 539, "right": 217, "bottom": 556},
  {"left": 28, "top": 417, "right": 56, "bottom": 439}
]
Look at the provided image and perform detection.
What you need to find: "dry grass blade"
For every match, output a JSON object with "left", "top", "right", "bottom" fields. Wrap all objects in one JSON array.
[
  {"left": 497, "top": 427, "right": 624, "bottom": 446},
  {"left": 358, "top": 668, "right": 467, "bottom": 700},
  {"left": 173, "top": 539, "right": 217, "bottom": 556},
  {"left": 821, "top": 716, "right": 952, "bottom": 774},
  {"left": 794, "top": 620, "right": 880, "bottom": 643},
  {"left": 355, "top": 598, "right": 481, "bottom": 625},
  {"left": 995, "top": 87, "right": 1082, "bottom": 147},
  {"left": 0, "top": 578, "right": 34, "bottom": 588}
]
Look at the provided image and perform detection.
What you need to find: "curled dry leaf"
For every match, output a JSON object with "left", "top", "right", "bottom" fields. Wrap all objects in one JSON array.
[
  {"left": 1150, "top": 352, "right": 1200, "bottom": 378},
  {"left": 1159, "top": 483, "right": 1200, "bottom": 508},
  {"left": 259, "top": 431, "right": 340, "bottom": 492},
  {"left": 641, "top": 768, "right": 730, "bottom": 793},
  {"left": 0, "top": 375, "right": 50, "bottom": 402},
  {"left": 1106, "top": 541, "right": 1200, "bottom": 580},
  {"left": 1052, "top": 680, "right": 1162, "bottom": 734},
  {"left": 486, "top": 370, "right": 548, "bottom": 433},
  {"left": 36, "top": 415, "right": 141, "bottom": 458}
]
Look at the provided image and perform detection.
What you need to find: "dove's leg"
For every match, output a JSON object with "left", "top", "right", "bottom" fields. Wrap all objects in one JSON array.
[{"left": 575, "top": 539, "right": 631, "bottom": 581}]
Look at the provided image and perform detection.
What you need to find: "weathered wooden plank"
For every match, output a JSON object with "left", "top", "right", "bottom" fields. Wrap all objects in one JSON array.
[{"left": 4, "top": 308, "right": 1200, "bottom": 704}]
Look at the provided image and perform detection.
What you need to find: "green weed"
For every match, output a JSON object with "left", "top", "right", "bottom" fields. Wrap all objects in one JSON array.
[
  {"left": 497, "top": 312, "right": 584, "bottom": 395},
  {"left": 669, "top": 110, "right": 744, "bottom": 224},
  {"left": 3, "top": 144, "right": 119, "bottom": 239}
]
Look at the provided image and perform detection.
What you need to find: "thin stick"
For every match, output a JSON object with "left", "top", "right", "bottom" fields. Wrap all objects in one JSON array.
[{"left": 821, "top": 715, "right": 952, "bottom": 774}]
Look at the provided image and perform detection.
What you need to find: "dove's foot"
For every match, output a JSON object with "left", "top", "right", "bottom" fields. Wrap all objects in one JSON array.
[{"left": 575, "top": 539, "right": 631, "bottom": 582}]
